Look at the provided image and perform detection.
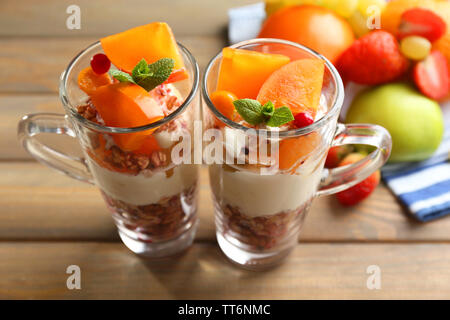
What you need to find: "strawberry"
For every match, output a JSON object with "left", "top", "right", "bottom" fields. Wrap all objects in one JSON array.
[
  {"left": 398, "top": 8, "right": 446, "bottom": 42},
  {"left": 337, "top": 30, "right": 409, "bottom": 85},
  {"left": 325, "top": 145, "right": 353, "bottom": 169},
  {"left": 335, "top": 153, "right": 380, "bottom": 206},
  {"left": 413, "top": 50, "right": 450, "bottom": 100}
]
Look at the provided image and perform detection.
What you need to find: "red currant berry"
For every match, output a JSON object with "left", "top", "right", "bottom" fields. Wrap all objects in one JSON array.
[
  {"left": 294, "top": 112, "right": 314, "bottom": 128},
  {"left": 90, "top": 53, "right": 111, "bottom": 75}
]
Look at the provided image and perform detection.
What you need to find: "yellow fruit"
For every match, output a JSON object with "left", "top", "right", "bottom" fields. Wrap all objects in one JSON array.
[
  {"left": 335, "top": 0, "right": 359, "bottom": 18},
  {"left": 348, "top": 10, "right": 370, "bottom": 37},
  {"left": 400, "top": 36, "right": 431, "bottom": 60},
  {"left": 358, "top": 0, "right": 387, "bottom": 16}
]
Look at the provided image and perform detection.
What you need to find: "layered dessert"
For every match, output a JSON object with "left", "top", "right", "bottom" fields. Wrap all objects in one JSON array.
[
  {"left": 75, "top": 22, "right": 198, "bottom": 246},
  {"left": 206, "top": 47, "right": 329, "bottom": 251}
]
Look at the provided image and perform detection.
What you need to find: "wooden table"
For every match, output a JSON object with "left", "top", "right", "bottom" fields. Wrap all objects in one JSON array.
[{"left": 1, "top": 0, "right": 450, "bottom": 299}]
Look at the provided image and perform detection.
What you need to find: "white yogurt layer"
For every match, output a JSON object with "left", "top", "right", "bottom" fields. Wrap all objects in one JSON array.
[
  {"left": 209, "top": 164, "right": 323, "bottom": 217},
  {"left": 88, "top": 159, "right": 198, "bottom": 206}
]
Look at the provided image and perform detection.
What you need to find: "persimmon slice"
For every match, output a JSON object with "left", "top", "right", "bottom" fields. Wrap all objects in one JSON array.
[
  {"left": 100, "top": 22, "right": 188, "bottom": 81},
  {"left": 90, "top": 83, "right": 164, "bottom": 151},
  {"left": 78, "top": 66, "right": 112, "bottom": 95},
  {"left": 278, "top": 133, "right": 321, "bottom": 171},
  {"left": 257, "top": 59, "right": 325, "bottom": 118},
  {"left": 217, "top": 47, "right": 290, "bottom": 99}
]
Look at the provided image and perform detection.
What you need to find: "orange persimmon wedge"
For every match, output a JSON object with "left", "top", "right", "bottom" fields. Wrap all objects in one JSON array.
[
  {"left": 133, "top": 135, "right": 161, "bottom": 156},
  {"left": 90, "top": 83, "right": 164, "bottom": 151},
  {"left": 100, "top": 22, "right": 188, "bottom": 81},
  {"left": 210, "top": 90, "right": 238, "bottom": 126},
  {"left": 78, "top": 66, "right": 112, "bottom": 95},
  {"left": 278, "top": 133, "right": 321, "bottom": 171},
  {"left": 257, "top": 59, "right": 325, "bottom": 118},
  {"left": 217, "top": 47, "right": 290, "bottom": 99}
]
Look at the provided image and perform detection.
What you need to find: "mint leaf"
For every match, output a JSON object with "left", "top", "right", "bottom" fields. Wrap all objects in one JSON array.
[
  {"left": 132, "top": 58, "right": 150, "bottom": 79},
  {"left": 266, "top": 106, "right": 294, "bottom": 127},
  {"left": 262, "top": 101, "right": 275, "bottom": 118},
  {"left": 233, "top": 99, "right": 265, "bottom": 125},
  {"left": 110, "top": 69, "right": 136, "bottom": 84},
  {"left": 134, "top": 58, "right": 175, "bottom": 91}
]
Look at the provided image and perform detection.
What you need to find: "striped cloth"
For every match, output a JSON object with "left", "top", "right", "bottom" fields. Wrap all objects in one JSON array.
[{"left": 382, "top": 103, "right": 450, "bottom": 222}]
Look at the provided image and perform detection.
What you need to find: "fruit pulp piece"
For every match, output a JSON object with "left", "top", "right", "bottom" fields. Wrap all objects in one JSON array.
[
  {"left": 278, "top": 132, "right": 321, "bottom": 171},
  {"left": 210, "top": 90, "right": 238, "bottom": 127},
  {"left": 398, "top": 8, "right": 446, "bottom": 42},
  {"left": 217, "top": 47, "right": 290, "bottom": 100},
  {"left": 400, "top": 36, "right": 431, "bottom": 61},
  {"left": 100, "top": 22, "right": 188, "bottom": 80},
  {"left": 413, "top": 50, "right": 450, "bottom": 100},
  {"left": 77, "top": 66, "right": 112, "bottom": 95},
  {"left": 256, "top": 59, "right": 325, "bottom": 118},
  {"left": 90, "top": 83, "right": 164, "bottom": 151}
]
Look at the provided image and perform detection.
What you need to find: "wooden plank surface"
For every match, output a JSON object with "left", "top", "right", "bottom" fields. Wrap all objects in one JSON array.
[
  {"left": 2, "top": 162, "right": 448, "bottom": 242},
  {"left": 0, "top": 36, "right": 223, "bottom": 93},
  {"left": 1, "top": 242, "right": 449, "bottom": 299},
  {"left": 0, "top": 0, "right": 257, "bottom": 37}
]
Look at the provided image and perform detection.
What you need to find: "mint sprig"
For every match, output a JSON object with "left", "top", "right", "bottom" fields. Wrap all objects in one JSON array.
[
  {"left": 110, "top": 58, "right": 174, "bottom": 91},
  {"left": 266, "top": 106, "right": 294, "bottom": 127},
  {"left": 232, "top": 99, "right": 294, "bottom": 127}
]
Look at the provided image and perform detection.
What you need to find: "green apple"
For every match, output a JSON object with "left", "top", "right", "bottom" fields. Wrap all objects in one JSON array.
[{"left": 346, "top": 83, "right": 444, "bottom": 162}]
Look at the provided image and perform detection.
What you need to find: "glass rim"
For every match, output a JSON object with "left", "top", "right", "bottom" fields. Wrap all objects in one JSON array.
[
  {"left": 201, "top": 38, "right": 345, "bottom": 138},
  {"left": 59, "top": 40, "right": 200, "bottom": 134}
]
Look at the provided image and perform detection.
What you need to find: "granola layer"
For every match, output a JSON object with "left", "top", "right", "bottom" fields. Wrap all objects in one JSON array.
[
  {"left": 103, "top": 183, "right": 197, "bottom": 241},
  {"left": 217, "top": 199, "right": 311, "bottom": 250}
]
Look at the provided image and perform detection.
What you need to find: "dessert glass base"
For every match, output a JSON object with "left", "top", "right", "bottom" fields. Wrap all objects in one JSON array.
[
  {"left": 117, "top": 220, "right": 198, "bottom": 258},
  {"left": 103, "top": 183, "right": 198, "bottom": 258},
  {"left": 216, "top": 232, "right": 295, "bottom": 270},
  {"left": 214, "top": 199, "right": 311, "bottom": 270}
]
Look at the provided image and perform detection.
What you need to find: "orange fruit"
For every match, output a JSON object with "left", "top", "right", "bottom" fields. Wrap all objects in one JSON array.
[
  {"left": 258, "top": 5, "right": 355, "bottom": 64},
  {"left": 77, "top": 66, "right": 112, "bottom": 95},
  {"left": 101, "top": 22, "right": 188, "bottom": 81},
  {"left": 217, "top": 47, "right": 290, "bottom": 99},
  {"left": 210, "top": 90, "right": 239, "bottom": 126},
  {"left": 278, "top": 132, "right": 321, "bottom": 171},
  {"left": 256, "top": 59, "right": 325, "bottom": 118},
  {"left": 90, "top": 83, "right": 164, "bottom": 151}
]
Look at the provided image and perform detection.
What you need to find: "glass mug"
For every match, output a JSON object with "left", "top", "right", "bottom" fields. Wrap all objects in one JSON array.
[
  {"left": 202, "top": 39, "right": 392, "bottom": 269},
  {"left": 18, "top": 41, "right": 200, "bottom": 258}
]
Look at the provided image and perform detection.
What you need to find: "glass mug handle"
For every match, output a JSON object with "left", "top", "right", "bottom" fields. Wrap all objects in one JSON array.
[
  {"left": 317, "top": 123, "right": 392, "bottom": 196},
  {"left": 17, "top": 113, "right": 94, "bottom": 184}
]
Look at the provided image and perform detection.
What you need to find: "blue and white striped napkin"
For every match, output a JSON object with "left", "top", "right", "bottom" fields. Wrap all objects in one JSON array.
[{"left": 382, "top": 104, "right": 450, "bottom": 222}]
